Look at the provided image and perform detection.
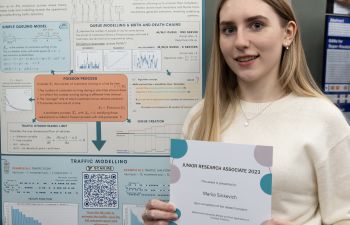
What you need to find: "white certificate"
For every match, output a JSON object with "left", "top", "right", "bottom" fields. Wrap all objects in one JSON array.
[{"left": 169, "top": 139, "right": 273, "bottom": 225}]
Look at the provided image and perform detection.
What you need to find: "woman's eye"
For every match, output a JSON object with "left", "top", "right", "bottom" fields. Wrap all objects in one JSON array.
[
  {"left": 250, "top": 22, "right": 264, "bottom": 30},
  {"left": 222, "top": 26, "right": 235, "bottom": 34}
]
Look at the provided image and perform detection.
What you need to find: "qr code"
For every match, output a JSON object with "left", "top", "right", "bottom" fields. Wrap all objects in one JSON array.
[{"left": 83, "top": 172, "right": 119, "bottom": 208}]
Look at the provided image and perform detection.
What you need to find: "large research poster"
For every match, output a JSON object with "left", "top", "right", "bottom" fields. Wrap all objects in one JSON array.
[{"left": 0, "top": 1, "right": 204, "bottom": 225}]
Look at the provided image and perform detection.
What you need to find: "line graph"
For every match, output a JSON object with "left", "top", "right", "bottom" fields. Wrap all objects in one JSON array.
[
  {"left": 115, "top": 124, "right": 182, "bottom": 154},
  {"left": 133, "top": 50, "right": 161, "bottom": 72},
  {"left": 5, "top": 89, "right": 33, "bottom": 112},
  {"left": 104, "top": 50, "right": 132, "bottom": 71},
  {"left": 72, "top": 0, "right": 124, "bottom": 22},
  {"left": 33, "top": 28, "right": 63, "bottom": 42}
]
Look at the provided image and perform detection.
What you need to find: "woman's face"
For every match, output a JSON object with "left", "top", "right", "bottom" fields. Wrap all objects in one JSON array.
[{"left": 219, "top": 0, "right": 288, "bottom": 86}]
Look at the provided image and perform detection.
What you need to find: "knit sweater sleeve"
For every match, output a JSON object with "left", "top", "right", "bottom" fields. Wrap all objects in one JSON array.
[{"left": 316, "top": 133, "right": 350, "bottom": 225}]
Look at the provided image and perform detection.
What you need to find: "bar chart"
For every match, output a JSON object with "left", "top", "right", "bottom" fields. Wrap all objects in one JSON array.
[
  {"left": 123, "top": 204, "right": 144, "bottom": 225},
  {"left": 3, "top": 202, "right": 78, "bottom": 225},
  {"left": 11, "top": 208, "right": 42, "bottom": 225}
]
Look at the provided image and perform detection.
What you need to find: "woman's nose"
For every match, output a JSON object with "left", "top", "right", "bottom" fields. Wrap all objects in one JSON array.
[{"left": 234, "top": 28, "right": 250, "bottom": 50}]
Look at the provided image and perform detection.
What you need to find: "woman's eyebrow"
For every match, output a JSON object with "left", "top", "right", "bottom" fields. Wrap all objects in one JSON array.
[
  {"left": 219, "top": 15, "right": 268, "bottom": 26},
  {"left": 219, "top": 21, "right": 235, "bottom": 27},
  {"left": 245, "top": 15, "right": 268, "bottom": 23}
]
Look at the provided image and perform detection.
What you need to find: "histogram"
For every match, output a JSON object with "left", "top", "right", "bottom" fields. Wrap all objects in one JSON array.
[
  {"left": 11, "top": 207, "right": 42, "bottom": 225},
  {"left": 3, "top": 202, "right": 78, "bottom": 225}
]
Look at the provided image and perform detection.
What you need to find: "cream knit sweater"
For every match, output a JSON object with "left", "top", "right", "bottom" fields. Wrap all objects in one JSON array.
[{"left": 182, "top": 93, "right": 350, "bottom": 225}]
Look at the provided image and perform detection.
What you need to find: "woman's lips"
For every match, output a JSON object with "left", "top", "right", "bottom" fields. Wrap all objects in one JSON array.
[
  {"left": 235, "top": 55, "right": 259, "bottom": 62},
  {"left": 235, "top": 55, "right": 259, "bottom": 66}
]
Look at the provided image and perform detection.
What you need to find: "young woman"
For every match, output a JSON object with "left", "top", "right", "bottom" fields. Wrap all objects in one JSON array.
[{"left": 143, "top": 0, "right": 350, "bottom": 224}]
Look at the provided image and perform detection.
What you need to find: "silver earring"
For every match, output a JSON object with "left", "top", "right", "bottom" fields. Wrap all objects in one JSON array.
[{"left": 284, "top": 42, "right": 290, "bottom": 50}]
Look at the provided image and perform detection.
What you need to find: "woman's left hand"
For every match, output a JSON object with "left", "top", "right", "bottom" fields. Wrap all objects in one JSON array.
[
  {"left": 336, "top": 0, "right": 350, "bottom": 7},
  {"left": 265, "top": 218, "right": 297, "bottom": 225}
]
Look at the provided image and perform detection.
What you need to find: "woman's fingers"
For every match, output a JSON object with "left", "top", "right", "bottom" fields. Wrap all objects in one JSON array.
[
  {"left": 142, "top": 200, "right": 178, "bottom": 222},
  {"left": 146, "top": 199, "right": 176, "bottom": 212},
  {"left": 142, "top": 208, "right": 178, "bottom": 221}
]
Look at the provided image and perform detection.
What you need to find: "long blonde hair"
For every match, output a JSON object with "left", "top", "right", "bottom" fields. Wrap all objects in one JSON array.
[{"left": 188, "top": 0, "right": 324, "bottom": 141}]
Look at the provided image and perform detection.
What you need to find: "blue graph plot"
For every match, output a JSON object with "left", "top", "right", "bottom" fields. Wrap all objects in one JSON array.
[
  {"left": 133, "top": 50, "right": 161, "bottom": 71},
  {"left": 79, "top": 56, "right": 100, "bottom": 70},
  {"left": 78, "top": 55, "right": 100, "bottom": 69},
  {"left": 76, "top": 51, "right": 102, "bottom": 71},
  {"left": 11, "top": 208, "right": 42, "bottom": 225},
  {"left": 130, "top": 210, "right": 143, "bottom": 225}
]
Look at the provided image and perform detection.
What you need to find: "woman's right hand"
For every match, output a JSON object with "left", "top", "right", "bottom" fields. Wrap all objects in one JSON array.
[{"left": 142, "top": 199, "right": 178, "bottom": 225}]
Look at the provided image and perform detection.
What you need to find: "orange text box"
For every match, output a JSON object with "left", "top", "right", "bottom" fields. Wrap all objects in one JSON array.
[{"left": 35, "top": 74, "right": 127, "bottom": 122}]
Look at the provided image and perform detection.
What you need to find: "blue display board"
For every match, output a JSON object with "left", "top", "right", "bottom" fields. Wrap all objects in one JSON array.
[{"left": 323, "top": 15, "right": 350, "bottom": 113}]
